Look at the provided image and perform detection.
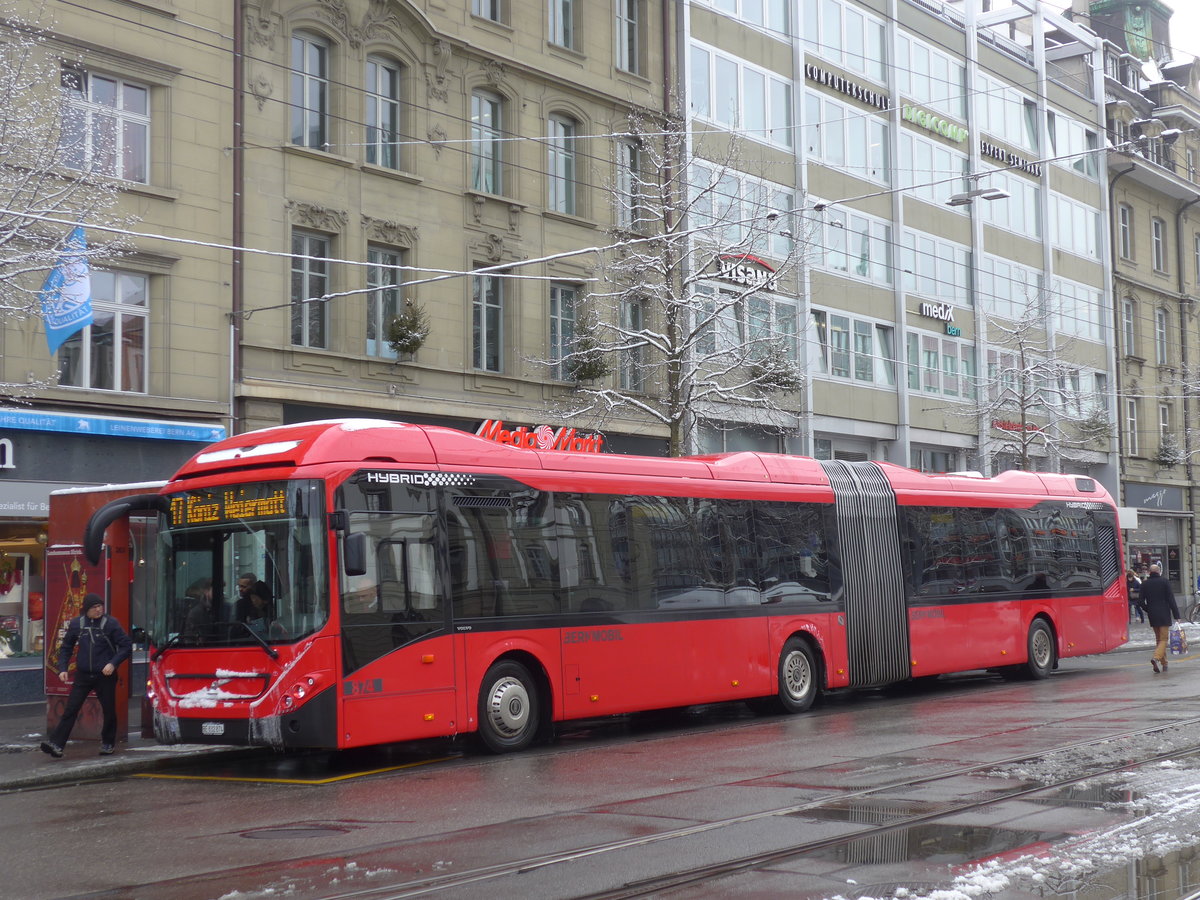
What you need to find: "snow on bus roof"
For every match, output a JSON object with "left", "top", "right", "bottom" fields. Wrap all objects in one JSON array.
[{"left": 50, "top": 481, "right": 168, "bottom": 495}]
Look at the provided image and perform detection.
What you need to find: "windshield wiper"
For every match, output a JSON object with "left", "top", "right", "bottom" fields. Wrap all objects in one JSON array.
[
  {"left": 150, "top": 632, "right": 182, "bottom": 662},
  {"left": 231, "top": 621, "right": 280, "bottom": 659}
]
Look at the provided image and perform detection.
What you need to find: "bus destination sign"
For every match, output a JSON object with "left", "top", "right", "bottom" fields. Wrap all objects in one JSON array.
[{"left": 168, "top": 486, "right": 289, "bottom": 527}]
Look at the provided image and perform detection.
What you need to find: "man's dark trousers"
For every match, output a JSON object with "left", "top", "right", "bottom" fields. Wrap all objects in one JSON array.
[{"left": 50, "top": 671, "right": 118, "bottom": 747}]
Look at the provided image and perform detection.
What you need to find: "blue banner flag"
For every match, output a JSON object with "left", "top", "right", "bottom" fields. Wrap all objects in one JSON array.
[{"left": 39, "top": 225, "right": 93, "bottom": 355}]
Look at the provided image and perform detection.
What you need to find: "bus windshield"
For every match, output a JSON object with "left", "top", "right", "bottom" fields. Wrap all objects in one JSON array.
[{"left": 154, "top": 479, "right": 328, "bottom": 650}]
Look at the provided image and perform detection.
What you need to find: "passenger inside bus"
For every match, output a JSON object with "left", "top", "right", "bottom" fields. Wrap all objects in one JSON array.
[
  {"left": 244, "top": 580, "right": 285, "bottom": 638},
  {"left": 181, "top": 577, "right": 213, "bottom": 642}
]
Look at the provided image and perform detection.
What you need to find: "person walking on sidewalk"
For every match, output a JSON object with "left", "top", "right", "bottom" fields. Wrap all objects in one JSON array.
[
  {"left": 1126, "top": 569, "right": 1144, "bottom": 623},
  {"left": 1138, "top": 564, "right": 1180, "bottom": 674},
  {"left": 40, "top": 593, "right": 132, "bottom": 758}
]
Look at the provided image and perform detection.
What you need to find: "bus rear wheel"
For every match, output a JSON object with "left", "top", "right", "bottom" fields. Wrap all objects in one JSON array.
[
  {"left": 1024, "top": 619, "right": 1055, "bottom": 679},
  {"left": 477, "top": 661, "right": 541, "bottom": 753},
  {"left": 750, "top": 637, "right": 818, "bottom": 714}
]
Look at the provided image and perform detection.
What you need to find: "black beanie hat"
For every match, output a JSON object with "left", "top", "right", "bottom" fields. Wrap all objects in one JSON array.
[{"left": 83, "top": 593, "right": 104, "bottom": 612}]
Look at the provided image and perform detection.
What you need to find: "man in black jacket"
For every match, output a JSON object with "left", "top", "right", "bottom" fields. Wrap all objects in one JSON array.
[
  {"left": 1138, "top": 564, "right": 1181, "bottom": 673},
  {"left": 40, "top": 593, "right": 132, "bottom": 758}
]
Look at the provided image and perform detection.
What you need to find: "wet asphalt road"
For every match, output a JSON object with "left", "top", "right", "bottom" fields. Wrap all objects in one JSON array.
[{"left": 1, "top": 642, "right": 1194, "bottom": 900}]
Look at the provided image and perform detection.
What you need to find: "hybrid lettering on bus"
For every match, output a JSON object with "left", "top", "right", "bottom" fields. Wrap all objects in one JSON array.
[{"left": 84, "top": 419, "right": 1127, "bottom": 753}]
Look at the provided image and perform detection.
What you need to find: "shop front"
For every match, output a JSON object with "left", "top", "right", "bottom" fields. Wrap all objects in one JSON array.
[
  {"left": 0, "top": 408, "right": 223, "bottom": 693},
  {"left": 1123, "top": 483, "right": 1190, "bottom": 594}
]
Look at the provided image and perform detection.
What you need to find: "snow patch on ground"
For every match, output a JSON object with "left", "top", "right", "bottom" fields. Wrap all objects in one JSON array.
[{"left": 828, "top": 726, "right": 1200, "bottom": 900}]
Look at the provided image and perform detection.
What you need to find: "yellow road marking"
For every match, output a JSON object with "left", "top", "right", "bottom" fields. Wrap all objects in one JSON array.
[{"left": 134, "top": 755, "right": 456, "bottom": 785}]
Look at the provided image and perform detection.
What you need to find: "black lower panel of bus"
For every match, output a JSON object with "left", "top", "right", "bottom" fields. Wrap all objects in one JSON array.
[{"left": 164, "top": 686, "right": 337, "bottom": 749}]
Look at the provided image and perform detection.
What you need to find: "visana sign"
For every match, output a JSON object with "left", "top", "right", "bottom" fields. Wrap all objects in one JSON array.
[
  {"left": 476, "top": 420, "right": 605, "bottom": 453},
  {"left": 714, "top": 254, "right": 778, "bottom": 291}
]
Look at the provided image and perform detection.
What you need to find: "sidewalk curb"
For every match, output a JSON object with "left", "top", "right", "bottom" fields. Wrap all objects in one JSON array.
[{"left": 0, "top": 744, "right": 264, "bottom": 791}]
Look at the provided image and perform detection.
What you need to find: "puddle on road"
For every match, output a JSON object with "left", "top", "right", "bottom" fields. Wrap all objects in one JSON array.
[
  {"left": 804, "top": 820, "right": 1067, "bottom": 866},
  {"left": 797, "top": 761, "right": 1200, "bottom": 900}
]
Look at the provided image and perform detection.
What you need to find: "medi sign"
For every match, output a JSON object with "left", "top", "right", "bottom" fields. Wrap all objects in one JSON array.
[{"left": 476, "top": 420, "right": 606, "bottom": 453}]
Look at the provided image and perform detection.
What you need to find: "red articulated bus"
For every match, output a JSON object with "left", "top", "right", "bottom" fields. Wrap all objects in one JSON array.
[{"left": 84, "top": 419, "right": 1127, "bottom": 753}]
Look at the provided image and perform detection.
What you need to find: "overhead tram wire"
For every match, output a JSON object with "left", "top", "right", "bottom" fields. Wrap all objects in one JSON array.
[
  {"left": 2, "top": 134, "right": 1144, "bottom": 335},
  {"left": 26, "top": 4, "right": 1199, "bottom": 412},
  {"left": 33, "top": 0, "right": 1200, "bottom": 259},
  {"left": 39, "top": 0, "right": 1191, "bottom": 204}
]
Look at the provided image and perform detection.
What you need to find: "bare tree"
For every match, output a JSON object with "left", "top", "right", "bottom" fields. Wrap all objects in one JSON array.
[
  {"left": 0, "top": 0, "right": 133, "bottom": 397},
  {"left": 544, "top": 111, "right": 812, "bottom": 456},
  {"left": 945, "top": 295, "right": 1111, "bottom": 473}
]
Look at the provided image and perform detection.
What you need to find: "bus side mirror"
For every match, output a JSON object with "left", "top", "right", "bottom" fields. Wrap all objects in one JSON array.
[{"left": 343, "top": 532, "right": 367, "bottom": 577}]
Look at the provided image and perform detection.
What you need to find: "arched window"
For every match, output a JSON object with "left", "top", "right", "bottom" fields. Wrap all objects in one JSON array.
[
  {"left": 1121, "top": 298, "right": 1136, "bottom": 354},
  {"left": 548, "top": 114, "right": 578, "bottom": 214},
  {"left": 291, "top": 32, "right": 329, "bottom": 149},
  {"left": 471, "top": 90, "right": 503, "bottom": 193},
  {"left": 365, "top": 56, "right": 401, "bottom": 169}
]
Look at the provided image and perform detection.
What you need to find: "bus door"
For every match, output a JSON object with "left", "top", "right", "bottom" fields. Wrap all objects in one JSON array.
[
  {"left": 821, "top": 461, "right": 911, "bottom": 687},
  {"left": 340, "top": 511, "right": 455, "bottom": 745}
]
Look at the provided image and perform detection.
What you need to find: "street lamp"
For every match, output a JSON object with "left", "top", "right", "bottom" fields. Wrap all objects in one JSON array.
[{"left": 946, "top": 187, "right": 1011, "bottom": 207}]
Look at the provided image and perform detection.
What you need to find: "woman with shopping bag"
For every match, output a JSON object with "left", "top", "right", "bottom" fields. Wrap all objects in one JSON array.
[{"left": 1138, "top": 564, "right": 1181, "bottom": 673}]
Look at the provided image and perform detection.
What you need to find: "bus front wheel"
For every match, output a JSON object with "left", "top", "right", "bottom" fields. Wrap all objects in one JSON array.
[{"left": 477, "top": 661, "right": 541, "bottom": 753}]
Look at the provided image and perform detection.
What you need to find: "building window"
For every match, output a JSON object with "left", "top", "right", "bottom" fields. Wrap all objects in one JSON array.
[
  {"left": 471, "top": 91, "right": 503, "bottom": 194},
  {"left": 1160, "top": 403, "right": 1171, "bottom": 440},
  {"left": 1118, "top": 204, "right": 1133, "bottom": 259},
  {"left": 291, "top": 33, "right": 328, "bottom": 149},
  {"left": 812, "top": 311, "right": 894, "bottom": 386},
  {"left": 472, "top": 270, "right": 504, "bottom": 372},
  {"left": 1152, "top": 217, "right": 1167, "bottom": 272},
  {"left": 291, "top": 232, "right": 329, "bottom": 348},
  {"left": 550, "top": 0, "right": 576, "bottom": 49},
  {"left": 699, "top": 286, "right": 798, "bottom": 363},
  {"left": 910, "top": 333, "right": 975, "bottom": 398},
  {"left": 473, "top": 0, "right": 503, "bottom": 22},
  {"left": 60, "top": 67, "right": 150, "bottom": 183},
  {"left": 1155, "top": 307, "right": 1169, "bottom": 364},
  {"left": 803, "top": 0, "right": 887, "bottom": 83},
  {"left": 616, "top": 0, "right": 642, "bottom": 73},
  {"left": 914, "top": 447, "right": 955, "bottom": 473},
  {"left": 366, "top": 246, "right": 403, "bottom": 358},
  {"left": 1093, "top": 373, "right": 1109, "bottom": 413},
  {"left": 1126, "top": 398, "right": 1139, "bottom": 456},
  {"left": 56, "top": 269, "right": 148, "bottom": 392},
  {"left": 547, "top": 114, "right": 578, "bottom": 215},
  {"left": 691, "top": 42, "right": 793, "bottom": 148},
  {"left": 1194, "top": 232, "right": 1200, "bottom": 283},
  {"left": 1122, "top": 298, "right": 1136, "bottom": 354},
  {"left": 620, "top": 298, "right": 646, "bottom": 392},
  {"left": 549, "top": 282, "right": 577, "bottom": 380},
  {"left": 692, "top": 164, "right": 797, "bottom": 258},
  {"left": 365, "top": 57, "right": 400, "bottom": 169},
  {"left": 616, "top": 138, "right": 645, "bottom": 230}
]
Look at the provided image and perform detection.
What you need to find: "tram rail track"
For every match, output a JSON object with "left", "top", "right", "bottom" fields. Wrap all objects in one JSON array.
[{"left": 312, "top": 714, "right": 1200, "bottom": 900}]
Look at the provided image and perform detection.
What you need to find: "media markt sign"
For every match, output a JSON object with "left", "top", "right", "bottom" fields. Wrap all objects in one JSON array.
[{"left": 476, "top": 420, "right": 606, "bottom": 453}]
